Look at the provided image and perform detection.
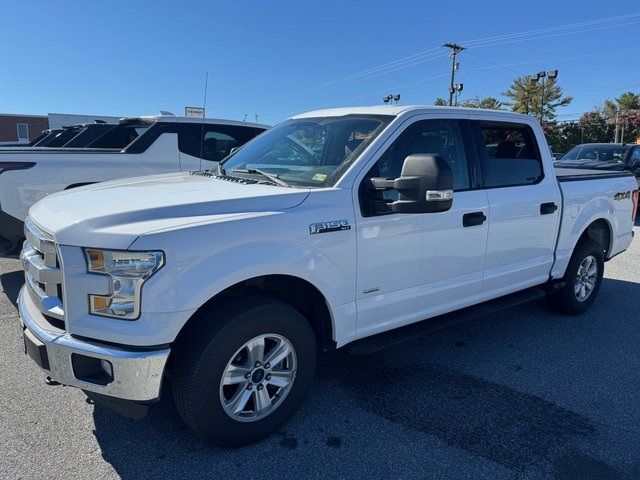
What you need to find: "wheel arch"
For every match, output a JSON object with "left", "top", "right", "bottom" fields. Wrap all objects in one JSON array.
[
  {"left": 577, "top": 218, "right": 613, "bottom": 258},
  {"left": 173, "top": 274, "right": 336, "bottom": 354}
]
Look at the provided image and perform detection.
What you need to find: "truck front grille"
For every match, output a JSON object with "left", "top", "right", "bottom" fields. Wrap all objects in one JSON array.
[{"left": 20, "top": 218, "right": 65, "bottom": 329}]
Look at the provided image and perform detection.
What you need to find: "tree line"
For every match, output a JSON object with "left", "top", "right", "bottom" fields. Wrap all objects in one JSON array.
[{"left": 435, "top": 78, "right": 640, "bottom": 153}]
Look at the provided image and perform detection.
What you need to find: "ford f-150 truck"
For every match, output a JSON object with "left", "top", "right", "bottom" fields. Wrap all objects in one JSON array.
[
  {"left": 18, "top": 106, "right": 638, "bottom": 446},
  {"left": 0, "top": 114, "right": 267, "bottom": 253}
]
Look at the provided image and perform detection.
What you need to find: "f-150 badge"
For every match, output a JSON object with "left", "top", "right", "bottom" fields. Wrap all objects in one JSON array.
[{"left": 309, "top": 220, "right": 351, "bottom": 235}]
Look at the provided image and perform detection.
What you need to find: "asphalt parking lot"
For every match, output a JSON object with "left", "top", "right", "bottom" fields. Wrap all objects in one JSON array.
[{"left": 1, "top": 226, "right": 639, "bottom": 480}]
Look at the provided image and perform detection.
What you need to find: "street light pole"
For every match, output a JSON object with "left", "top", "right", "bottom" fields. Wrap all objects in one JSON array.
[
  {"left": 443, "top": 43, "right": 465, "bottom": 106},
  {"left": 539, "top": 76, "right": 546, "bottom": 123},
  {"left": 529, "top": 69, "right": 557, "bottom": 124}
]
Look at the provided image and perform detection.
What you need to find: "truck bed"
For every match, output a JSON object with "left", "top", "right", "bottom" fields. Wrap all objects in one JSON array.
[{"left": 554, "top": 167, "right": 634, "bottom": 182}]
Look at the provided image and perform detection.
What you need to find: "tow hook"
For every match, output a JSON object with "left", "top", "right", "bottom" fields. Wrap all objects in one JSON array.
[{"left": 45, "top": 376, "right": 62, "bottom": 386}]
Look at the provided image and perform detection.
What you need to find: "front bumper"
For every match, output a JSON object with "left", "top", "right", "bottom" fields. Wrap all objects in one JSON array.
[{"left": 19, "top": 286, "right": 170, "bottom": 402}]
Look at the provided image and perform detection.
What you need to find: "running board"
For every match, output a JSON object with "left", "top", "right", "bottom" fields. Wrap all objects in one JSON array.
[{"left": 346, "top": 286, "right": 547, "bottom": 355}]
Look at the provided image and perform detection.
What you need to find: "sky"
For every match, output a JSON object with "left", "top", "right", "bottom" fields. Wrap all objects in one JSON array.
[{"left": 1, "top": 0, "right": 639, "bottom": 125}]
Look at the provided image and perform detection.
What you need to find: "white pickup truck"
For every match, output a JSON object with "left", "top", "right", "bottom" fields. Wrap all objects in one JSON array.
[
  {"left": 18, "top": 106, "right": 638, "bottom": 446},
  {"left": 0, "top": 114, "right": 267, "bottom": 253}
]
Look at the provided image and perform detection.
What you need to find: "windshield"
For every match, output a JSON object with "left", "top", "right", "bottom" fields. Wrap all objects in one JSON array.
[
  {"left": 218, "top": 115, "right": 392, "bottom": 187},
  {"left": 561, "top": 144, "right": 630, "bottom": 163}
]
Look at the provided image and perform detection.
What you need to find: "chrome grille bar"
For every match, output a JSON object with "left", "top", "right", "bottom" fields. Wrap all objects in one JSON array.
[{"left": 21, "top": 218, "right": 65, "bottom": 323}]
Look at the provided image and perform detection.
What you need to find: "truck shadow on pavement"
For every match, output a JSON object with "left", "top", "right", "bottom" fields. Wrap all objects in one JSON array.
[
  {"left": 0, "top": 269, "right": 22, "bottom": 308},
  {"left": 91, "top": 277, "right": 640, "bottom": 480}
]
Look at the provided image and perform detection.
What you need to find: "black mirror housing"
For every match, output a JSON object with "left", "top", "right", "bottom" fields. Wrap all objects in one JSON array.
[
  {"left": 390, "top": 154, "right": 453, "bottom": 214},
  {"left": 626, "top": 157, "right": 640, "bottom": 170}
]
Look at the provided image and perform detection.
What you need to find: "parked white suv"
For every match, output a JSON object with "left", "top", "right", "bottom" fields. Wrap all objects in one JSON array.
[
  {"left": 0, "top": 114, "right": 267, "bottom": 252},
  {"left": 19, "top": 106, "right": 638, "bottom": 446}
]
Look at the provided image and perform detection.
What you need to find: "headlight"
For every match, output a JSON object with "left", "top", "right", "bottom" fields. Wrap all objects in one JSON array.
[{"left": 84, "top": 249, "right": 164, "bottom": 319}]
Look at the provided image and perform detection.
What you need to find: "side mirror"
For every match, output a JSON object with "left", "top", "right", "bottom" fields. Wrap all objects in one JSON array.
[
  {"left": 626, "top": 155, "right": 640, "bottom": 170},
  {"left": 369, "top": 154, "right": 453, "bottom": 214}
]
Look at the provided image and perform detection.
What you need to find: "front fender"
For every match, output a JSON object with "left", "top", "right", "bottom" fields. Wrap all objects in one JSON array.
[
  {"left": 131, "top": 200, "right": 357, "bottom": 340},
  {"left": 143, "top": 238, "right": 351, "bottom": 313}
]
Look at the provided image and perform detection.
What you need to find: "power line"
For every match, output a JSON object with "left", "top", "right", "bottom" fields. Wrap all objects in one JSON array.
[
  {"left": 461, "top": 12, "right": 640, "bottom": 46},
  {"left": 334, "top": 12, "right": 640, "bottom": 86},
  {"left": 229, "top": 12, "right": 640, "bottom": 114}
]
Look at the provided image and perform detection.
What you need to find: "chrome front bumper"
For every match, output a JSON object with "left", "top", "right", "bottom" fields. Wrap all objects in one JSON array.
[{"left": 19, "top": 286, "right": 170, "bottom": 402}]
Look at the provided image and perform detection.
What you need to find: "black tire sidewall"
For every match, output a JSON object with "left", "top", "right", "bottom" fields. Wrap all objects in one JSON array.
[
  {"left": 557, "top": 239, "right": 605, "bottom": 315},
  {"left": 173, "top": 297, "right": 317, "bottom": 447}
]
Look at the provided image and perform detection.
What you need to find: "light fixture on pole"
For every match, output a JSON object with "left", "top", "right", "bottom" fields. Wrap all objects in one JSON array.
[
  {"left": 383, "top": 94, "right": 401, "bottom": 105},
  {"left": 453, "top": 83, "right": 463, "bottom": 106},
  {"left": 529, "top": 70, "right": 558, "bottom": 123}
]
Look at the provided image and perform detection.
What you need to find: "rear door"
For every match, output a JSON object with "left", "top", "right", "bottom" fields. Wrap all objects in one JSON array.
[{"left": 472, "top": 120, "right": 562, "bottom": 298}]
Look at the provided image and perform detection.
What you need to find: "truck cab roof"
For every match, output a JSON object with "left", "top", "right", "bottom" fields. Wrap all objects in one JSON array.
[{"left": 292, "top": 105, "right": 531, "bottom": 122}]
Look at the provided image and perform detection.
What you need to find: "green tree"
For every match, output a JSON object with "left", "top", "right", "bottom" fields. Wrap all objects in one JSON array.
[
  {"left": 545, "top": 111, "right": 616, "bottom": 154},
  {"left": 503, "top": 76, "right": 572, "bottom": 123},
  {"left": 603, "top": 91, "right": 640, "bottom": 142},
  {"left": 577, "top": 111, "right": 614, "bottom": 143},
  {"left": 459, "top": 96, "right": 504, "bottom": 110},
  {"left": 434, "top": 96, "right": 503, "bottom": 109}
]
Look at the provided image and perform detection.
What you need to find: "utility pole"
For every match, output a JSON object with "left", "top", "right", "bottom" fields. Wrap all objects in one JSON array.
[
  {"left": 443, "top": 43, "right": 465, "bottom": 106},
  {"left": 614, "top": 104, "right": 620, "bottom": 143}
]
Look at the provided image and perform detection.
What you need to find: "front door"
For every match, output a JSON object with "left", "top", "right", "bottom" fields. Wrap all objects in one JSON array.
[{"left": 354, "top": 117, "right": 489, "bottom": 338}]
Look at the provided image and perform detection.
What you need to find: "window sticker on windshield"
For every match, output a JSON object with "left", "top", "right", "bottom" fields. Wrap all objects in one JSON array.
[{"left": 312, "top": 173, "right": 327, "bottom": 182}]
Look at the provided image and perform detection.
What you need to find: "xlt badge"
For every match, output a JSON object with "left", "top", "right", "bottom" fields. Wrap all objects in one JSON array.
[{"left": 309, "top": 220, "right": 351, "bottom": 235}]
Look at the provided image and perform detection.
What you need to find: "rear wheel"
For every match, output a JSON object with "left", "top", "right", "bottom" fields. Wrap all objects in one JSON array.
[
  {"left": 172, "top": 296, "right": 317, "bottom": 447},
  {"left": 547, "top": 239, "right": 604, "bottom": 315}
]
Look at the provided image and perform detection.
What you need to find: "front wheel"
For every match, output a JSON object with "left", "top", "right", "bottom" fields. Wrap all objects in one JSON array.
[
  {"left": 172, "top": 296, "right": 317, "bottom": 447},
  {"left": 547, "top": 239, "right": 605, "bottom": 315}
]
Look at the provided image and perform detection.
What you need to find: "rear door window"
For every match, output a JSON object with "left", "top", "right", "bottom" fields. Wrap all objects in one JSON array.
[{"left": 475, "top": 122, "right": 543, "bottom": 187}]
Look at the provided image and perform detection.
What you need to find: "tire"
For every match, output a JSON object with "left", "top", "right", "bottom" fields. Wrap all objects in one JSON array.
[
  {"left": 547, "top": 239, "right": 604, "bottom": 315},
  {"left": 172, "top": 295, "right": 317, "bottom": 447}
]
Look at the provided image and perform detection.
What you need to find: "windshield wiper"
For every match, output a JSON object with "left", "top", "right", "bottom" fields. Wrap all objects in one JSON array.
[{"left": 231, "top": 168, "right": 291, "bottom": 187}]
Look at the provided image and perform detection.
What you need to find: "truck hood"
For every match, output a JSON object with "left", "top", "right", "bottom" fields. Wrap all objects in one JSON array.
[{"left": 29, "top": 172, "right": 311, "bottom": 248}]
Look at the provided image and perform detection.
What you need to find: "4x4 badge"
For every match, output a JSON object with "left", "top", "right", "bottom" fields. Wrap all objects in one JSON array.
[
  {"left": 309, "top": 220, "right": 351, "bottom": 235},
  {"left": 614, "top": 191, "right": 631, "bottom": 201}
]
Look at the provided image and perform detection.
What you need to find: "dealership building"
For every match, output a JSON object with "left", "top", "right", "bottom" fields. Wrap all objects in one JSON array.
[{"left": 0, "top": 112, "right": 120, "bottom": 145}]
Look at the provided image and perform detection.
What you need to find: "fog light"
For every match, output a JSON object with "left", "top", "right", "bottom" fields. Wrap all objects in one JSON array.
[
  {"left": 71, "top": 354, "right": 114, "bottom": 386},
  {"left": 100, "top": 359, "right": 113, "bottom": 378}
]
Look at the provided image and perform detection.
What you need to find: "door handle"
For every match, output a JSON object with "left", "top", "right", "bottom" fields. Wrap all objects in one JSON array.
[
  {"left": 463, "top": 211, "right": 487, "bottom": 227},
  {"left": 540, "top": 202, "right": 558, "bottom": 215}
]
